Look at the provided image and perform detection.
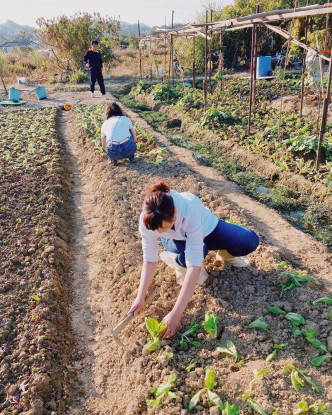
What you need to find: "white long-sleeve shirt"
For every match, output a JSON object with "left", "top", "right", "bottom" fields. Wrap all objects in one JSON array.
[{"left": 139, "top": 190, "right": 218, "bottom": 267}]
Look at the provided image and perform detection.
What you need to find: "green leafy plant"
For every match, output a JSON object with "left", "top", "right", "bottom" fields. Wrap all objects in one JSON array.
[
  {"left": 293, "top": 328, "right": 331, "bottom": 366},
  {"left": 293, "top": 401, "right": 329, "bottom": 414},
  {"left": 216, "top": 341, "right": 239, "bottom": 362},
  {"left": 312, "top": 296, "right": 332, "bottom": 307},
  {"left": 203, "top": 312, "right": 218, "bottom": 338},
  {"left": 186, "top": 356, "right": 199, "bottom": 372},
  {"left": 145, "top": 317, "right": 167, "bottom": 351},
  {"left": 284, "top": 364, "right": 321, "bottom": 393},
  {"left": 146, "top": 373, "right": 178, "bottom": 407},
  {"left": 180, "top": 322, "right": 201, "bottom": 350},
  {"left": 278, "top": 270, "right": 311, "bottom": 298},
  {"left": 247, "top": 399, "right": 268, "bottom": 415},
  {"left": 266, "top": 343, "right": 288, "bottom": 363},
  {"left": 242, "top": 369, "right": 268, "bottom": 402},
  {"left": 188, "top": 367, "right": 225, "bottom": 411},
  {"left": 249, "top": 316, "right": 270, "bottom": 333}
]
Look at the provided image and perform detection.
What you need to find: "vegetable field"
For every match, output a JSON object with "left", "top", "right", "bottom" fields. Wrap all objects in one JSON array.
[{"left": 0, "top": 90, "right": 331, "bottom": 415}]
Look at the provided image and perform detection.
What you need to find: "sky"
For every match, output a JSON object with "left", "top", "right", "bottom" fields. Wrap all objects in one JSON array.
[{"left": 0, "top": 0, "right": 230, "bottom": 28}]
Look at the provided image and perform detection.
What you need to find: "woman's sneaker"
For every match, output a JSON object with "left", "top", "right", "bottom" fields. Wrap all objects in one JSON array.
[
  {"left": 160, "top": 251, "right": 209, "bottom": 285},
  {"left": 216, "top": 251, "right": 250, "bottom": 267}
]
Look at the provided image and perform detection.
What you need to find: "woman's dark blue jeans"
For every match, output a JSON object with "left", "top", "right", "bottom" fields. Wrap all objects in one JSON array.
[
  {"left": 161, "top": 219, "right": 259, "bottom": 268},
  {"left": 106, "top": 132, "right": 137, "bottom": 161}
]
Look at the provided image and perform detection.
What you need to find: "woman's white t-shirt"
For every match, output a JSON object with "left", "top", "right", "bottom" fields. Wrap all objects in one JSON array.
[
  {"left": 139, "top": 190, "right": 218, "bottom": 267},
  {"left": 101, "top": 116, "right": 133, "bottom": 146}
]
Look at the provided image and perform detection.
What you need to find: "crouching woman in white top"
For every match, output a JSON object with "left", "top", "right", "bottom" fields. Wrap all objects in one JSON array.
[
  {"left": 101, "top": 102, "right": 137, "bottom": 164},
  {"left": 129, "top": 181, "right": 259, "bottom": 338}
]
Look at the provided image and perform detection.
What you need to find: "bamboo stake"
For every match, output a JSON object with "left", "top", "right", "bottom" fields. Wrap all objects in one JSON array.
[
  {"left": 300, "top": 0, "right": 309, "bottom": 118},
  {"left": 193, "top": 36, "right": 196, "bottom": 88},
  {"left": 163, "top": 16, "right": 166, "bottom": 84},
  {"left": 278, "top": 1, "right": 298, "bottom": 141},
  {"left": 219, "top": 30, "right": 223, "bottom": 91},
  {"left": 316, "top": 52, "right": 332, "bottom": 171},
  {"left": 171, "top": 10, "right": 174, "bottom": 84},
  {"left": 247, "top": 4, "right": 260, "bottom": 135},
  {"left": 209, "top": 9, "right": 213, "bottom": 92},
  {"left": 167, "top": 36, "right": 172, "bottom": 102},
  {"left": 204, "top": 10, "right": 208, "bottom": 111},
  {"left": 138, "top": 20, "right": 143, "bottom": 80},
  {"left": 149, "top": 39, "right": 153, "bottom": 82}
]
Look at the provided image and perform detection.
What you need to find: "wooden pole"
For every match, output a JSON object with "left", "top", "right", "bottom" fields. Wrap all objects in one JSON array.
[
  {"left": 171, "top": 10, "right": 174, "bottom": 84},
  {"left": 278, "top": 1, "right": 298, "bottom": 141},
  {"left": 247, "top": 4, "right": 260, "bottom": 134},
  {"left": 163, "top": 16, "right": 167, "bottom": 84},
  {"left": 204, "top": 10, "right": 208, "bottom": 111},
  {"left": 209, "top": 9, "right": 213, "bottom": 92},
  {"left": 252, "top": 5, "right": 259, "bottom": 104},
  {"left": 192, "top": 36, "right": 196, "bottom": 88},
  {"left": 219, "top": 30, "right": 223, "bottom": 91},
  {"left": 300, "top": 0, "right": 309, "bottom": 118},
  {"left": 315, "top": 52, "right": 332, "bottom": 171},
  {"left": 149, "top": 39, "right": 153, "bottom": 82},
  {"left": 138, "top": 20, "right": 143, "bottom": 80},
  {"left": 167, "top": 36, "right": 172, "bottom": 102}
]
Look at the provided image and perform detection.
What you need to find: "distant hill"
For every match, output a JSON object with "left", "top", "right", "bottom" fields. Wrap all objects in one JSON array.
[
  {"left": 0, "top": 19, "right": 153, "bottom": 44},
  {"left": 119, "top": 21, "right": 151, "bottom": 36},
  {"left": 0, "top": 20, "right": 35, "bottom": 43}
]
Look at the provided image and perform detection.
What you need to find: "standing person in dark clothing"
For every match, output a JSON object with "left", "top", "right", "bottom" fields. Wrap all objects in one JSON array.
[{"left": 83, "top": 40, "right": 107, "bottom": 99}]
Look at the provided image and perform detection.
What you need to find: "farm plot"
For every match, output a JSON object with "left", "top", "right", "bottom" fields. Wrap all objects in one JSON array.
[
  {"left": 65, "top": 102, "right": 332, "bottom": 415},
  {"left": 0, "top": 108, "right": 76, "bottom": 414},
  {"left": 113, "top": 78, "right": 332, "bottom": 249}
]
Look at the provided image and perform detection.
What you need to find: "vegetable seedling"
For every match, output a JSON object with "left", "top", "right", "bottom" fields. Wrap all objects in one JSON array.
[
  {"left": 249, "top": 316, "right": 270, "bottom": 333},
  {"left": 268, "top": 307, "right": 305, "bottom": 333},
  {"left": 188, "top": 367, "right": 225, "bottom": 411},
  {"left": 278, "top": 270, "right": 312, "bottom": 298},
  {"left": 266, "top": 343, "right": 288, "bottom": 363},
  {"left": 247, "top": 399, "right": 269, "bottom": 415},
  {"left": 312, "top": 296, "right": 332, "bottom": 307},
  {"left": 284, "top": 364, "right": 322, "bottom": 393},
  {"left": 179, "top": 322, "right": 201, "bottom": 350},
  {"left": 293, "top": 401, "right": 329, "bottom": 415},
  {"left": 222, "top": 401, "right": 240, "bottom": 415},
  {"left": 216, "top": 340, "right": 239, "bottom": 362},
  {"left": 203, "top": 312, "right": 219, "bottom": 338},
  {"left": 146, "top": 373, "right": 178, "bottom": 407},
  {"left": 145, "top": 317, "right": 167, "bottom": 351},
  {"left": 298, "top": 329, "right": 331, "bottom": 367},
  {"left": 242, "top": 369, "right": 268, "bottom": 402},
  {"left": 186, "top": 356, "right": 199, "bottom": 372}
]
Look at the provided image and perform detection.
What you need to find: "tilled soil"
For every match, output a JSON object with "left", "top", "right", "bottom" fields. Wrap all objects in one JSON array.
[
  {"left": 62, "top": 98, "right": 331, "bottom": 415},
  {"left": 1, "top": 87, "right": 331, "bottom": 414}
]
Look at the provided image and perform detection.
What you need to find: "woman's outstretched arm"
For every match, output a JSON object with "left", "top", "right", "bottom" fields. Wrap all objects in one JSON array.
[{"left": 129, "top": 261, "right": 157, "bottom": 316}]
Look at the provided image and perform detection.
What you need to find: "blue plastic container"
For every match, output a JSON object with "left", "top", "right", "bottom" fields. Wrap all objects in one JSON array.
[
  {"left": 257, "top": 56, "right": 272, "bottom": 77},
  {"left": 35, "top": 86, "right": 47, "bottom": 100},
  {"left": 9, "top": 87, "right": 21, "bottom": 102}
]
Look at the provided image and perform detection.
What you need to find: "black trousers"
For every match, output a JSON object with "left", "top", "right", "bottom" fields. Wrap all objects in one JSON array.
[{"left": 89, "top": 69, "right": 105, "bottom": 95}]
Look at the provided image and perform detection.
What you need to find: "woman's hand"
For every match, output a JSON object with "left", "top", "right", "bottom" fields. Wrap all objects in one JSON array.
[
  {"left": 128, "top": 296, "right": 145, "bottom": 316},
  {"left": 161, "top": 311, "right": 182, "bottom": 339}
]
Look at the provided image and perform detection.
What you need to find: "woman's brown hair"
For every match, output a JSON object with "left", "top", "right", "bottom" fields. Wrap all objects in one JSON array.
[
  {"left": 105, "top": 102, "right": 123, "bottom": 119},
  {"left": 143, "top": 181, "right": 175, "bottom": 231}
]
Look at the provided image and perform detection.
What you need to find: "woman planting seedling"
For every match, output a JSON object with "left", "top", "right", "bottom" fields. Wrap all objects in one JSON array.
[
  {"left": 101, "top": 102, "right": 138, "bottom": 164},
  {"left": 129, "top": 181, "right": 259, "bottom": 338}
]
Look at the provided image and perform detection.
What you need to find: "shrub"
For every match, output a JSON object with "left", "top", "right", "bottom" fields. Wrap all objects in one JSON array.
[{"left": 71, "top": 70, "right": 89, "bottom": 84}]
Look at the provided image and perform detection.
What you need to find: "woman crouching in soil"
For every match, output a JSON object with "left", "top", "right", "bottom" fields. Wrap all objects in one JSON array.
[
  {"left": 129, "top": 180, "right": 259, "bottom": 338},
  {"left": 101, "top": 102, "right": 137, "bottom": 164}
]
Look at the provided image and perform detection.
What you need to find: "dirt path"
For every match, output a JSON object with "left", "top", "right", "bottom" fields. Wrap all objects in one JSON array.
[
  {"left": 56, "top": 91, "right": 332, "bottom": 415},
  {"left": 114, "top": 95, "right": 332, "bottom": 286}
]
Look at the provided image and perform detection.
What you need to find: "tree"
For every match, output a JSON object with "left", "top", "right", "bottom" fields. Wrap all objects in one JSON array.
[{"left": 36, "top": 12, "right": 120, "bottom": 67}]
